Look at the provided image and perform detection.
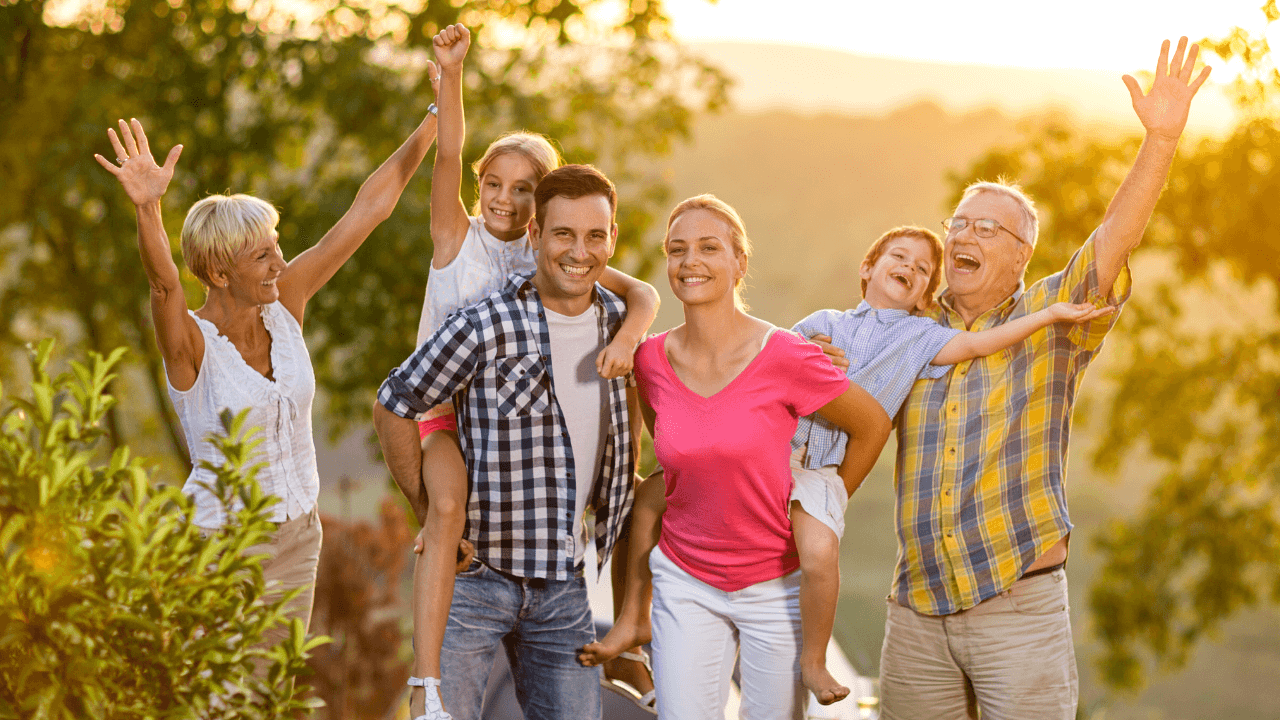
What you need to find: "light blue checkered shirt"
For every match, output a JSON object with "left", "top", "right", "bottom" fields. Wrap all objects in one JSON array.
[{"left": 791, "top": 302, "right": 962, "bottom": 470}]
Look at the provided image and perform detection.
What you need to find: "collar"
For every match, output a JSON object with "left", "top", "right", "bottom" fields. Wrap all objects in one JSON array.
[
  {"left": 851, "top": 300, "right": 912, "bottom": 324},
  {"left": 936, "top": 282, "right": 1026, "bottom": 329},
  {"left": 509, "top": 273, "right": 623, "bottom": 317}
]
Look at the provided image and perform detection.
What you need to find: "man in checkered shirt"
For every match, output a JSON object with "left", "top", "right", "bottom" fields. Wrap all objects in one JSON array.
[
  {"left": 373, "top": 164, "right": 637, "bottom": 720},
  {"left": 871, "top": 38, "right": 1212, "bottom": 719}
]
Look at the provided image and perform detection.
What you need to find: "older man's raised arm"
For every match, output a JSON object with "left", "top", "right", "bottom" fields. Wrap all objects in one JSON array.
[{"left": 1094, "top": 37, "right": 1212, "bottom": 296}]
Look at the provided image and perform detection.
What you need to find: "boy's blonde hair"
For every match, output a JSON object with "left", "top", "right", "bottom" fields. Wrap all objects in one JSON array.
[
  {"left": 181, "top": 194, "right": 279, "bottom": 286},
  {"left": 664, "top": 194, "right": 753, "bottom": 310},
  {"left": 861, "top": 226, "right": 944, "bottom": 308},
  {"left": 470, "top": 132, "right": 562, "bottom": 215}
]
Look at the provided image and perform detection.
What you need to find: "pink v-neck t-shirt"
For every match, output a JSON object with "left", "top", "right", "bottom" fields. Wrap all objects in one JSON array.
[{"left": 635, "top": 329, "right": 850, "bottom": 592}]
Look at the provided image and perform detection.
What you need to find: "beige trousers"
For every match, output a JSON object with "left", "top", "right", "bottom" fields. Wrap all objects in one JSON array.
[
  {"left": 251, "top": 505, "right": 324, "bottom": 676},
  {"left": 878, "top": 568, "right": 1078, "bottom": 720}
]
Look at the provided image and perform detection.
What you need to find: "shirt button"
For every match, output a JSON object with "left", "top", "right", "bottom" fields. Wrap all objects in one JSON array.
[
  {"left": 949, "top": 404, "right": 958, "bottom": 414},
  {"left": 947, "top": 447, "right": 957, "bottom": 456},
  {"left": 943, "top": 488, "right": 952, "bottom": 497}
]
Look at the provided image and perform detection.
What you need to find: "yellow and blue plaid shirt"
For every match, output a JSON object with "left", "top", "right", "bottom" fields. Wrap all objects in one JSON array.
[{"left": 893, "top": 232, "right": 1131, "bottom": 615}]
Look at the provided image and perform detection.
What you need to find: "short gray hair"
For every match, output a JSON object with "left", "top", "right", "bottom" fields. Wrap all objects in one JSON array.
[
  {"left": 959, "top": 180, "right": 1039, "bottom": 247},
  {"left": 181, "top": 194, "right": 279, "bottom": 285}
]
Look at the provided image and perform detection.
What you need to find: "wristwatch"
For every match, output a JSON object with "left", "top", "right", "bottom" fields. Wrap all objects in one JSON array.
[{"left": 427, "top": 103, "right": 438, "bottom": 116}]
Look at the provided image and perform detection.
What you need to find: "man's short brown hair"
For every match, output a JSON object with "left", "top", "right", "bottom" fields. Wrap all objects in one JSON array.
[{"left": 533, "top": 164, "right": 617, "bottom": 228}]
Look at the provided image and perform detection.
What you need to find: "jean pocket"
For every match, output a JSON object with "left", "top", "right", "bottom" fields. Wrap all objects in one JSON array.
[
  {"left": 494, "top": 355, "right": 551, "bottom": 418},
  {"left": 1008, "top": 573, "right": 1068, "bottom": 616}
]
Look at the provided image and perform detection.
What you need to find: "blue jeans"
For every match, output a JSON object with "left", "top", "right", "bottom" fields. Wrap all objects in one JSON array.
[{"left": 440, "top": 561, "right": 602, "bottom": 720}]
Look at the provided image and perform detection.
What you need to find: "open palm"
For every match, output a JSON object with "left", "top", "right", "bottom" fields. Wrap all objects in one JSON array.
[
  {"left": 93, "top": 118, "right": 182, "bottom": 206},
  {"left": 1124, "top": 37, "right": 1212, "bottom": 140}
]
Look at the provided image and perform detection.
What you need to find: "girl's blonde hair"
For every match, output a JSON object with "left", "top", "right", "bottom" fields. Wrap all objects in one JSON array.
[
  {"left": 181, "top": 194, "right": 279, "bottom": 286},
  {"left": 664, "top": 194, "right": 753, "bottom": 310},
  {"left": 469, "top": 132, "right": 562, "bottom": 215}
]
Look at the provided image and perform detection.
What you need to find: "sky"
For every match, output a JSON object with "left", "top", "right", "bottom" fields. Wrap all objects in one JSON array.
[{"left": 661, "top": 0, "right": 1275, "bottom": 75}]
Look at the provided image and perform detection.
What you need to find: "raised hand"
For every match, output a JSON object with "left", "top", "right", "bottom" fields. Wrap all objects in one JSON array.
[
  {"left": 426, "top": 59, "right": 440, "bottom": 97},
  {"left": 1047, "top": 301, "right": 1116, "bottom": 325},
  {"left": 433, "top": 23, "right": 470, "bottom": 73},
  {"left": 94, "top": 118, "right": 182, "bottom": 207},
  {"left": 1123, "top": 37, "right": 1212, "bottom": 141}
]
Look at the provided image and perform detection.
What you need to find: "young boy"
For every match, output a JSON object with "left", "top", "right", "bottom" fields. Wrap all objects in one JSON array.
[{"left": 579, "top": 226, "right": 1112, "bottom": 706}]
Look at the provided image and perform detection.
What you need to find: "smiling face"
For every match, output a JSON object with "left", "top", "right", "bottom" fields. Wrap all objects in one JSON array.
[
  {"left": 215, "top": 232, "right": 286, "bottom": 306},
  {"left": 665, "top": 208, "right": 746, "bottom": 310},
  {"left": 860, "top": 235, "right": 939, "bottom": 312},
  {"left": 944, "top": 191, "right": 1033, "bottom": 318},
  {"left": 529, "top": 193, "right": 617, "bottom": 314},
  {"left": 478, "top": 152, "right": 539, "bottom": 242}
]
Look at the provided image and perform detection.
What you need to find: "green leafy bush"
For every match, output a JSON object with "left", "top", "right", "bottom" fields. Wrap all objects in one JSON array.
[{"left": 0, "top": 340, "right": 325, "bottom": 719}]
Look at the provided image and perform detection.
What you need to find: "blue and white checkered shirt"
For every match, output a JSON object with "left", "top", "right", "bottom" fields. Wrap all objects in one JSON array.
[
  {"left": 377, "top": 274, "right": 635, "bottom": 581},
  {"left": 791, "top": 302, "right": 961, "bottom": 470}
]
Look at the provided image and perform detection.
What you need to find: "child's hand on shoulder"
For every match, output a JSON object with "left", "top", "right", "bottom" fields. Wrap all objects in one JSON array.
[
  {"left": 1047, "top": 301, "right": 1115, "bottom": 324},
  {"left": 596, "top": 337, "right": 636, "bottom": 380}
]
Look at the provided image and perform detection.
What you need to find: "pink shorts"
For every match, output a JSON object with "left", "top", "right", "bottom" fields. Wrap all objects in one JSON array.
[{"left": 417, "top": 413, "right": 458, "bottom": 439}]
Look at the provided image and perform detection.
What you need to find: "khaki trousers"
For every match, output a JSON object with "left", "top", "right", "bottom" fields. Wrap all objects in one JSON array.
[
  {"left": 251, "top": 505, "right": 324, "bottom": 677},
  {"left": 879, "top": 568, "right": 1077, "bottom": 720}
]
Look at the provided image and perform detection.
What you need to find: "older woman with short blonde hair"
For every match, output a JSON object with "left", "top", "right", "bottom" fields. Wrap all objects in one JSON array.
[{"left": 94, "top": 86, "right": 438, "bottom": 664}]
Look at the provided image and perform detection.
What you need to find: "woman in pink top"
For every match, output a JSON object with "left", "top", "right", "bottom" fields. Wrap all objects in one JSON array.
[{"left": 584, "top": 195, "right": 890, "bottom": 719}]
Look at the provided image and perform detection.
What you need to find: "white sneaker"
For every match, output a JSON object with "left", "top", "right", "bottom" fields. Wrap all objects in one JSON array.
[{"left": 407, "top": 676, "right": 452, "bottom": 720}]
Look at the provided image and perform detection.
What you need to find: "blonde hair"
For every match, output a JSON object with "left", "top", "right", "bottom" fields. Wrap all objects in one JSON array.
[
  {"left": 959, "top": 180, "right": 1039, "bottom": 247},
  {"left": 469, "top": 132, "right": 562, "bottom": 215},
  {"left": 664, "top": 194, "right": 753, "bottom": 310},
  {"left": 181, "top": 194, "right": 279, "bottom": 286},
  {"left": 861, "top": 226, "right": 945, "bottom": 308}
]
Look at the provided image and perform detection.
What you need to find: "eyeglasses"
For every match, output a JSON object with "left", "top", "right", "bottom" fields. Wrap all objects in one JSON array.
[{"left": 941, "top": 217, "right": 1028, "bottom": 245}]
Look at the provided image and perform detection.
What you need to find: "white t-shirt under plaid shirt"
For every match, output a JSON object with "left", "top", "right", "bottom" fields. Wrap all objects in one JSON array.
[
  {"left": 791, "top": 302, "right": 961, "bottom": 470},
  {"left": 378, "top": 274, "right": 635, "bottom": 580}
]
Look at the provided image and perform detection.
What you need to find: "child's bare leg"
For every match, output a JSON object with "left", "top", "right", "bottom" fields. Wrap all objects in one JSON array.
[
  {"left": 579, "top": 471, "right": 664, "bottom": 667},
  {"left": 792, "top": 501, "right": 850, "bottom": 705},
  {"left": 411, "top": 430, "right": 467, "bottom": 718},
  {"left": 602, "top": 524, "right": 654, "bottom": 696}
]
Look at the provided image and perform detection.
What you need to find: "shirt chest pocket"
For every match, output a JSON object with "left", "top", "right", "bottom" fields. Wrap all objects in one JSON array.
[{"left": 493, "top": 355, "right": 552, "bottom": 418}]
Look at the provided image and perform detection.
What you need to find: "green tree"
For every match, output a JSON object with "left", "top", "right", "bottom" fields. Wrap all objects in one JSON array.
[
  {"left": 0, "top": 0, "right": 728, "bottom": 474},
  {"left": 0, "top": 339, "right": 324, "bottom": 718},
  {"left": 947, "top": 3, "right": 1280, "bottom": 691}
]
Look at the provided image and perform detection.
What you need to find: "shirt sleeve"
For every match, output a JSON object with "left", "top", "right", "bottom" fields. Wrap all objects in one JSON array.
[
  {"left": 792, "top": 309, "right": 838, "bottom": 340},
  {"left": 1021, "top": 229, "right": 1133, "bottom": 351},
  {"left": 777, "top": 330, "right": 851, "bottom": 417},
  {"left": 377, "top": 309, "right": 482, "bottom": 419},
  {"left": 914, "top": 320, "right": 965, "bottom": 380}
]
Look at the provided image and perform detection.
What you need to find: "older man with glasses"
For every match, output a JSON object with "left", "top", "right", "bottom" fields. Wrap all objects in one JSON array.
[{"left": 870, "top": 37, "right": 1211, "bottom": 719}]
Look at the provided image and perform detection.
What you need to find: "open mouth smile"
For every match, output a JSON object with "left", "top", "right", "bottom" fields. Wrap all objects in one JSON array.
[
  {"left": 953, "top": 253, "right": 982, "bottom": 273},
  {"left": 560, "top": 263, "right": 590, "bottom": 277}
]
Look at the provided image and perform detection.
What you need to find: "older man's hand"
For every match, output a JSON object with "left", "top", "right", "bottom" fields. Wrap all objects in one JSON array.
[{"left": 1123, "top": 37, "right": 1212, "bottom": 141}]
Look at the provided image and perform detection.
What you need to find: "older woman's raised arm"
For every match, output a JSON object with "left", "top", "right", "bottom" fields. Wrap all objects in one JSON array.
[
  {"left": 814, "top": 382, "right": 893, "bottom": 497},
  {"left": 95, "top": 119, "right": 203, "bottom": 391}
]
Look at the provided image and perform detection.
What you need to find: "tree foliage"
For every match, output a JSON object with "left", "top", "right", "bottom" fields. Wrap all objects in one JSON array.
[
  {"left": 947, "top": 3, "right": 1280, "bottom": 691},
  {"left": 0, "top": 0, "right": 728, "bottom": 475},
  {"left": 0, "top": 339, "right": 324, "bottom": 718}
]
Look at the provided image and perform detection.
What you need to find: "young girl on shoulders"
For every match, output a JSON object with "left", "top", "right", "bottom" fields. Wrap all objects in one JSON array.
[{"left": 405, "top": 24, "right": 658, "bottom": 720}]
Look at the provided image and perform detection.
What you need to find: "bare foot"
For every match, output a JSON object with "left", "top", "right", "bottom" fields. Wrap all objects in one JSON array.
[
  {"left": 578, "top": 617, "right": 651, "bottom": 667},
  {"left": 604, "top": 653, "right": 654, "bottom": 695},
  {"left": 802, "top": 664, "right": 850, "bottom": 706}
]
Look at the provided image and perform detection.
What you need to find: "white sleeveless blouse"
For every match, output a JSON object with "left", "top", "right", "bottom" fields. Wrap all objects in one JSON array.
[
  {"left": 415, "top": 215, "right": 537, "bottom": 345},
  {"left": 168, "top": 301, "right": 319, "bottom": 529}
]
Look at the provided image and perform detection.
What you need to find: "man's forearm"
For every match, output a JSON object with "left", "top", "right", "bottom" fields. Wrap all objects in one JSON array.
[
  {"left": 1096, "top": 132, "right": 1180, "bottom": 286},
  {"left": 373, "top": 401, "right": 429, "bottom": 524}
]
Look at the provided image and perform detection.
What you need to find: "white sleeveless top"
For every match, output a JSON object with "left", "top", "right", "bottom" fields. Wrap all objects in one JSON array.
[
  {"left": 168, "top": 301, "right": 319, "bottom": 529},
  {"left": 416, "top": 215, "right": 537, "bottom": 345}
]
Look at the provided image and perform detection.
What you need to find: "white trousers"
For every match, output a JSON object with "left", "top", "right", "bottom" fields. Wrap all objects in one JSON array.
[{"left": 649, "top": 545, "right": 806, "bottom": 720}]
